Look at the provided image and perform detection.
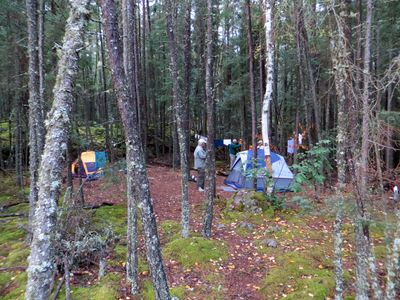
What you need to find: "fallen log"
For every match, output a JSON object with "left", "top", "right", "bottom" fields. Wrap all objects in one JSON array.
[
  {"left": 83, "top": 202, "right": 115, "bottom": 209},
  {"left": 0, "top": 212, "right": 27, "bottom": 218},
  {"left": 0, "top": 200, "right": 29, "bottom": 211},
  {"left": 0, "top": 266, "right": 27, "bottom": 272}
]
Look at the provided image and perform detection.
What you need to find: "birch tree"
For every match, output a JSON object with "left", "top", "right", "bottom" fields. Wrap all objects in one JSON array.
[
  {"left": 26, "top": 0, "right": 91, "bottom": 298},
  {"left": 261, "top": 0, "right": 274, "bottom": 175},
  {"left": 100, "top": 0, "right": 171, "bottom": 298}
]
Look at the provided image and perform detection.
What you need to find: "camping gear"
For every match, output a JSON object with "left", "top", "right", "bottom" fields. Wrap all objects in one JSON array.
[
  {"left": 224, "top": 149, "right": 293, "bottom": 192},
  {"left": 71, "top": 151, "right": 107, "bottom": 180}
]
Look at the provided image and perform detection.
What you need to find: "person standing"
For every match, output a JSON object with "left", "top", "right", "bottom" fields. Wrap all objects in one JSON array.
[
  {"left": 228, "top": 139, "right": 241, "bottom": 169},
  {"left": 194, "top": 139, "right": 207, "bottom": 192}
]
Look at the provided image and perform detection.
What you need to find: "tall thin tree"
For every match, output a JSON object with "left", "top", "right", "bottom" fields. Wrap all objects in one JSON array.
[
  {"left": 261, "top": 0, "right": 274, "bottom": 175},
  {"left": 100, "top": 0, "right": 171, "bottom": 298},
  {"left": 166, "top": 0, "right": 190, "bottom": 238},
  {"left": 26, "top": 1, "right": 91, "bottom": 298},
  {"left": 245, "top": 0, "right": 257, "bottom": 188},
  {"left": 26, "top": 0, "right": 46, "bottom": 242},
  {"left": 121, "top": 0, "right": 140, "bottom": 293},
  {"left": 202, "top": 0, "right": 216, "bottom": 238}
]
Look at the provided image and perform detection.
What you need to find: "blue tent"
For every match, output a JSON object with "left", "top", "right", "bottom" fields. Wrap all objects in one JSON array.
[{"left": 224, "top": 149, "right": 293, "bottom": 192}]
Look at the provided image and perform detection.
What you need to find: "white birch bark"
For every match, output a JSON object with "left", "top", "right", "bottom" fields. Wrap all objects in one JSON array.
[
  {"left": 262, "top": 0, "right": 273, "bottom": 173},
  {"left": 26, "top": 1, "right": 91, "bottom": 299}
]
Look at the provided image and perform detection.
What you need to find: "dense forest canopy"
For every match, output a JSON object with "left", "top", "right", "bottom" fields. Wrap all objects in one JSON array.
[
  {"left": 0, "top": 0, "right": 397, "bottom": 162},
  {"left": 0, "top": 0, "right": 399, "bottom": 299}
]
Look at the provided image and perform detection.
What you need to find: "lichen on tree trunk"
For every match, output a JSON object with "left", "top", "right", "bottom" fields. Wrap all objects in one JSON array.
[{"left": 25, "top": 1, "right": 91, "bottom": 299}]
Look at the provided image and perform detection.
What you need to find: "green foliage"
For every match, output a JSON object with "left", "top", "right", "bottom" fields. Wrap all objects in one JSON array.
[
  {"left": 291, "top": 140, "right": 333, "bottom": 192},
  {"left": 163, "top": 237, "right": 228, "bottom": 268},
  {"left": 266, "top": 194, "right": 287, "bottom": 211},
  {"left": 378, "top": 111, "right": 400, "bottom": 129}
]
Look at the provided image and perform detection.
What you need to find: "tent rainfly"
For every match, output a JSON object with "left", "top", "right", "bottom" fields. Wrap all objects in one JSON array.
[
  {"left": 71, "top": 151, "right": 107, "bottom": 180},
  {"left": 224, "top": 149, "right": 293, "bottom": 192}
]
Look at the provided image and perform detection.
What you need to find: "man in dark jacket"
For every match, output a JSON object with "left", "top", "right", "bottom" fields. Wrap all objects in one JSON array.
[{"left": 228, "top": 139, "right": 241, "bottom": 169}]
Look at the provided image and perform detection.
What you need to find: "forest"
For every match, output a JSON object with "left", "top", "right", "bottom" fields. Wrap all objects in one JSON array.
[{"left": 0, "top": 0, "right": 399, "bottom": 299}]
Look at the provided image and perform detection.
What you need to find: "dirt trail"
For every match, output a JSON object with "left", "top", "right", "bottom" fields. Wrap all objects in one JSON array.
[{"left": 84, "top": 164, "right": 268, "bottom": 299}]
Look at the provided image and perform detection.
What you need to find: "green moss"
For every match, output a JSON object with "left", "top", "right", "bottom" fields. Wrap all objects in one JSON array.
[
  {"left": 0, "top": 194, "right": 12, "bottom": 204},
  {"left": 163, "top": 237, "right": 228, "bottom": 268},
  {"left": 0, "top": 271, "right": 27, "bottom": 300},
  {"left": 58, "top": 273, "right": 121, "bottom": 300},
  {"left": 113, "top": 244, "right": 127, "bottom": 261},
  {"left": 171, "top": 286, "right": 186, "bottom": 299},
  {"left": 141, "top": 280, "right": 155, "bottom": 299},
  {"left": 4, "top": 203, "right": 29, "bottom": 214},
  {"left": 373, "top": 245, "right": 387, "bottom": 260},
  {"left": 221, "top": 210, "right": 265, "bottom": 226},
  {"left": 260, "top": 249, "right": 335, "bottom": 299},
  {"left": 160, "top": 220, "right": 181, "bottom": 242},
  {"left": 251, "top": 192, "right": 272, "bottom": 211},
  {"left": 0, "top": 220, "right": 26, "bottom": 246},
  {"left": 369, "top": 223, "right": 385, "bottom": 239},
  {"left": 1, "top": 243, "right": 29, "bottom": 268},
  {"left": 93, "top": 204, "right": 127, "bottom": 237},
  {"left": 141, "top": 280, "right": 188, "bottom": 300}
]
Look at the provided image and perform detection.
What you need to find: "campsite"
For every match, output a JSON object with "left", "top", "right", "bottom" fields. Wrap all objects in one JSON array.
[{"left": 0, "top": 0, "right": 400, "bottom": 299}]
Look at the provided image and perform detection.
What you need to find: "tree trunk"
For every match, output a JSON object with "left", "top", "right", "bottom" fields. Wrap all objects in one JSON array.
[
  {"left": 26, "top": 1, "right": 91, "bottom": 298},
  {"left": 141, "top": 0, "right": 148, "bottom": 155},
  {"left": 63, "top": 256, "right": 71, "bottom": 300},
  {"left": 261, "top": 0, "right": 274, "bottom": 176},
  {"left": 126, "top": 146, "right": 139, "bottom": 294},
  {"left": 245, "top": 0, "right": 257, "bottom": 188},
  {"left": 356, "top": 0, "right": 374, "bottom": 298},
  {"left": 121, "top": 0, "right": 140, "bottom": 293},
  {"left": 183, "top": 0, "right": 192, "bottom": 178},
  {"left": 100, "top": 1, "right": 171, "bottom": 298},
  {"left": 166, "top": 0, "right": 190, "bottom": 238},
  {"left": 202, "top": 0, "right": 216, "bottom": 238},
  {"left": 98, "top": 15, "right": 114, "bottom": 163},
  {"left": 330, "top": 2, "right": 351, "bottom": 298},
  {"left": 38, "top": 0, "right": 45, "bottom": 133},
  {"left": 385, "top": 209, "right": 400, "bottom": 300}
]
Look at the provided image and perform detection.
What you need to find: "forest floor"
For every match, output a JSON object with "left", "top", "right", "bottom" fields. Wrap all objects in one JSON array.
[{"left": 0, "top": 164, "right": 396, "bottom": 299}]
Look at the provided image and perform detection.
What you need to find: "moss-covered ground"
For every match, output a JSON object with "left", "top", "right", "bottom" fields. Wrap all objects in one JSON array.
[{"left": 0, "top": 173, "right": 395, "bottom": 299}]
